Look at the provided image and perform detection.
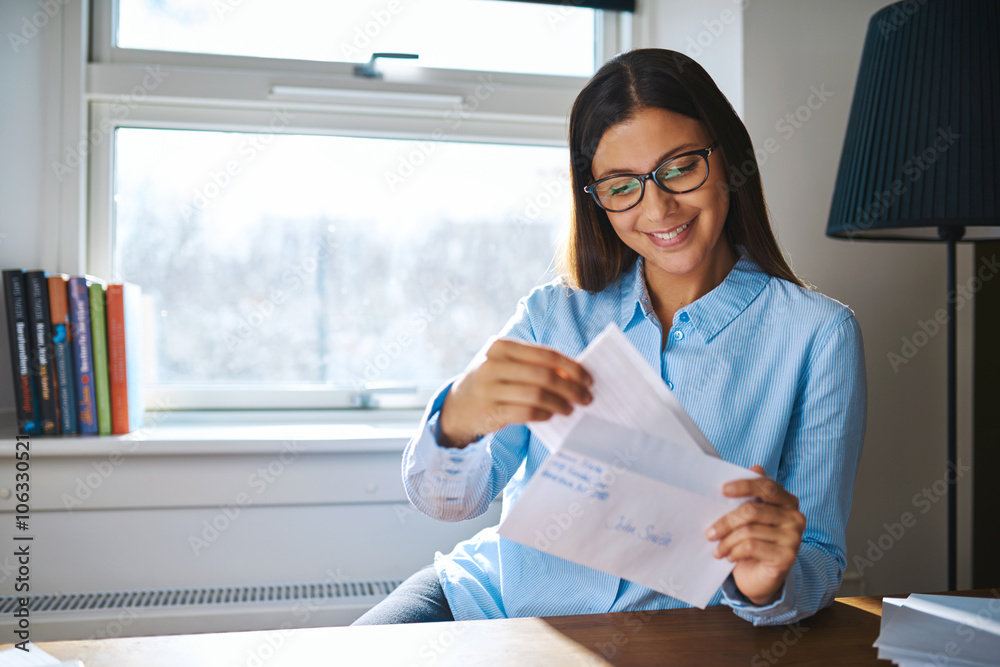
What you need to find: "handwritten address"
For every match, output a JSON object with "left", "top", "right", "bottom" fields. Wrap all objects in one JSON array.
[{"left": 541, "top": 451, "right": 610, "bottom": 501}]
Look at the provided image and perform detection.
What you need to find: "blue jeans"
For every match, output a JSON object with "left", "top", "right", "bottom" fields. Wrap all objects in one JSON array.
[{"left": 351, "top": 564, "right": 454, "bottom": 625}]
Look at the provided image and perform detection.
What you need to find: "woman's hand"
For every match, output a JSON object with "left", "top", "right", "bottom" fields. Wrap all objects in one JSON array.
[
  {"left": 706, "top": 465, "right": 806, "bottom": 606},
  {"left": 437, "top": 338, "right": 593, "bottom": 448}
]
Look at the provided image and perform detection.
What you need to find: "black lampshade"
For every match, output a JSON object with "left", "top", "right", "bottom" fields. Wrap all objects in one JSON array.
[{"left": 827, "top": 0, "right": 1000, "bottom": 241}]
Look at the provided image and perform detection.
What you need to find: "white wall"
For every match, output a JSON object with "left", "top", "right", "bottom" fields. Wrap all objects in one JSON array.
[
  {"left": 0, "top": 0, "right": 61, "bottom": 416},
  {"left": 633, "top": 0, "right": 744, "bottom": 116}
]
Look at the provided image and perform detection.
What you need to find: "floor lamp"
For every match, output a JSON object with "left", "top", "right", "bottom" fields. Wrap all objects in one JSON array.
[{"left": 826, "top": 0, "right": 1000, "bottom": 591}]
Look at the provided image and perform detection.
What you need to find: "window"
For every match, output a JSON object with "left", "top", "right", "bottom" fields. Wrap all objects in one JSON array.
[
  {"left": 117, "top": 0, "right": 597, "bottom": 77},
  {"left": 87, "top": 0, "right": 630, "bottom": 409}
]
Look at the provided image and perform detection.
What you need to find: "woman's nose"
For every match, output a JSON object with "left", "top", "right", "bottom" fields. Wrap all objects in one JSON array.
[{"left": 640, "top": 180, "right": 680, "bottom": 220}]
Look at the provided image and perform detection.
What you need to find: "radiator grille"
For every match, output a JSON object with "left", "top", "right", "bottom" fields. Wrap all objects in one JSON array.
[{"left": 0, "top": 579, "right": 402, "bottom": 614}]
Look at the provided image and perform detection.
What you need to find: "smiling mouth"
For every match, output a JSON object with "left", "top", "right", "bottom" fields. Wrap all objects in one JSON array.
[{"left": 647, "top": 219, "right": 694, "bottom": 241}]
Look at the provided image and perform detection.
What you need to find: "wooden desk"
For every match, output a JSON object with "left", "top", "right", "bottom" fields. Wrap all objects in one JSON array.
[{"left": 5, "top": 591, "right": 995, "bottom": 666}]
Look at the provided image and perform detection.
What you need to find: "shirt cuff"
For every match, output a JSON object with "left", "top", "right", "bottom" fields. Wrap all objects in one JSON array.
[
  {"left": 403, "top": 382, "right": 492, "bottom": 517},
  {"left": 721, "top": 566, "right": 798, "bottom": 624}
]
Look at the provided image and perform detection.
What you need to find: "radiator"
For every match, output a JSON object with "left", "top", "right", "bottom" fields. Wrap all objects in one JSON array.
[{"left": 0, "top": 578, "right": 402, "bottom": 642}]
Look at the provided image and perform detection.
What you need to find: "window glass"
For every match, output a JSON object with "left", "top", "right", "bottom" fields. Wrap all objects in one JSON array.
[
  {"left": 117, "top": 0, "right": 597, "bottom": 77},
  {"left": 113, "top": 128, "right": 570, "bottom": 389}
]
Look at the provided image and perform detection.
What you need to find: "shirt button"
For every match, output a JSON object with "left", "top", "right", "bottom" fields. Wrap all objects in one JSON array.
[
  {"left": 679, "top": 312, "right": 690, "bottom": 323},
  {"left": 672, "top": 330, "right": 684, "bottom": 341},
  {"left": 666, "top": 380, "right": 674, "bottom": 390}
]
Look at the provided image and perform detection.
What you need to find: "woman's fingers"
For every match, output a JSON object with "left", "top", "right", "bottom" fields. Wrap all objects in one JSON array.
[
  {"left": 711, "top": 521, "right": 802, "bottom": 560},
  {"left": 487, "top": 381, "right": 579, "bottom": 418},
  {"left": 439, "top": 339, "right": 594, "bottom": 446},
  {"left": 708, "top": 498, "right": 806, "bottom": 540},
  {"left": 722, "top": 472, "right": 800, "bottom": 511},
  {"left": 488, "top": 356, "right": 594, "bottom": 408},
  {"left": 488, "top": 339, "right": 593, "bottom": 388},
  {"left": 721, "top": 538, "right": 799, "bottom": 567}
]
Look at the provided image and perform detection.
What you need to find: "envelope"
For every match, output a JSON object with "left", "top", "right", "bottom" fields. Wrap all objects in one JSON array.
[
  {"left": 499, "top": 413, "right": 758, "bottom": 609},
  {"left": 528, "top": 324, "right": 717, "bottom": 456}
]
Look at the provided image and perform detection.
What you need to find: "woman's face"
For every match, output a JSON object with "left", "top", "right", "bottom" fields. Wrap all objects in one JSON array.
[{"left": 590, "top": 106, "right": 732, "bottom": 285}]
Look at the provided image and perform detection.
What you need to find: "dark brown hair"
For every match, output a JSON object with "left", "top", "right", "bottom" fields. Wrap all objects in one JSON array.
[{"left": 562, "top": 48, "right": 805, "bottom": 291}]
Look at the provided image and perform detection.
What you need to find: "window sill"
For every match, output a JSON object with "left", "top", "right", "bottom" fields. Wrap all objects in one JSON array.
[{"left": 1, "top": 409, "right": 425, "bottom": 458}]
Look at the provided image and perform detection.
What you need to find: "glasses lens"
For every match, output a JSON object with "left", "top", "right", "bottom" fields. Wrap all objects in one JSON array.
[
  {"left": 655, "top": 154, "right": 707, "bottom": 193},
  {"left": 594, "top": 176, "right": 642, "bottom": 211}
]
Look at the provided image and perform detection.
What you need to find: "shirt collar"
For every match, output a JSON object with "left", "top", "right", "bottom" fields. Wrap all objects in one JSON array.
[{"left": 617, "top": 246, "right": 771, "bottom": 342}]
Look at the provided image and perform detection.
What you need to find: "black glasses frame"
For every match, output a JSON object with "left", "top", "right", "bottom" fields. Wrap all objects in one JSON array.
[{"left": 583, "top": 141, "right": 719, "bottom": 213}]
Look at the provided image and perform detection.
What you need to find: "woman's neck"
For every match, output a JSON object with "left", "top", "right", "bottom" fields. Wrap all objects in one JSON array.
[{"left": 645, "top": 241, "right": 739, "bottom": 327}]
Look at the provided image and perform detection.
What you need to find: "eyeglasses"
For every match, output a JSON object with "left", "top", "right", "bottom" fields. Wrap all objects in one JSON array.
[{"left": 584, "top": 141, "right": 719, "bottom": 213}]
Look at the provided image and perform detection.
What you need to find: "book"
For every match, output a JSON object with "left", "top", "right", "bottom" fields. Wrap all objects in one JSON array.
[
  {"left": 107, "top": 282, "right": 145, "bottom": 434},
  {"left": 47, "top": 275, "right": 77, "bottom": 435},
  {"left": 68, "top": 276, "right": 98, "bottom": 434},
  {"left": 23, "top": 270, "right": 59, "bottom": 434},
  {"left": 3, "top": 270, "right": 40, "bottom": 435},
  {"left": 89, "top": 280, "right": 112, "bottom": 435}
]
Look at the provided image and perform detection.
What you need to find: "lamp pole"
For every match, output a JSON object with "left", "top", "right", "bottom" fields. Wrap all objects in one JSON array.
[{"left": 941, "top": 224, "right": 964, "bottom": 591}]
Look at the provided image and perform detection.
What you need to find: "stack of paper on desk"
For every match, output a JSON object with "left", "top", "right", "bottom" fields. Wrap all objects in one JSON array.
[
  {"left": 497, "top": 324, "right": 759, "bottom": 609},
  {"left": 874, "top": 594, "right": 1000, "bottom": 666}
]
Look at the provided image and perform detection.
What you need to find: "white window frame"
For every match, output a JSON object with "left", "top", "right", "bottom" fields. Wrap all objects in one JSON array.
[{"left": 80, "top": 0, "right": 631, "bottom": 411}]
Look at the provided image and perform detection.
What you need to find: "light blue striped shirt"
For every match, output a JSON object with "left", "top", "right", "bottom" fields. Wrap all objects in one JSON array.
[{"left": 402, "top": 247, "right": 867, "bottom": 625}]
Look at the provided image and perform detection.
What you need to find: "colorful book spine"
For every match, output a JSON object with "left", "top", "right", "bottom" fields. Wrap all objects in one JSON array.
[
  {"left": 107, "top": 283, "right": 145, "bottom": 434},
  {"left": 89, "top": 281, "right": 112, "bottom": 435},
  {"left": 47, "top": 275, "right": 78, "bottom": 435},
  {"left": 68, "top": 276, "right": 98, "bottom": 434},
  {"left": 3, "top": 270, "right": 40, "bottom": 435},
  {"left": 23, "top": 270, "right": 59, "bottom": 434}
]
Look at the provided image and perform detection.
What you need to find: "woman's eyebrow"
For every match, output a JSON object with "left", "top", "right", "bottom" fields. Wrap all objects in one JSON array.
[{"left": 594, "top": 142, "right": 702, "bottom": 180}]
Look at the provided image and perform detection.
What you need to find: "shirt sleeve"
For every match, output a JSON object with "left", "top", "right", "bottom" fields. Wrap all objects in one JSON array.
[
  {"left": 722, "top": 313, "right": 867, "bottom": 625},
  {"left": 401, "top": 294, "right": 541, "bottom": 522}
]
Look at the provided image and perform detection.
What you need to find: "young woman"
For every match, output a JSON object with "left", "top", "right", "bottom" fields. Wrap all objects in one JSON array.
[{"left": 353, "top": 48, "right": 866, "bottom": 626}]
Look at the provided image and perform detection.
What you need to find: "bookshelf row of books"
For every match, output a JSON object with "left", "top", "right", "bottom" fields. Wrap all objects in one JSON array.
[{"left": 3, "top": 269, "right": 144, "bottom": 436}]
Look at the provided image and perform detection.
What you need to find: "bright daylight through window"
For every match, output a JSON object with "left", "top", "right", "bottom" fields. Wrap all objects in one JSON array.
[
  {"left": 114, "top": 130, "right": 570, "bottom": 391},
  {"left": 117, "top": 0, "right": 596, "bottom": 77}
]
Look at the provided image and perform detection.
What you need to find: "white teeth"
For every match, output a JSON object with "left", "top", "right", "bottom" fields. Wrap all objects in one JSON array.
[{"left": 651, "top": 221, "right": 691, "bottom": 240}]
